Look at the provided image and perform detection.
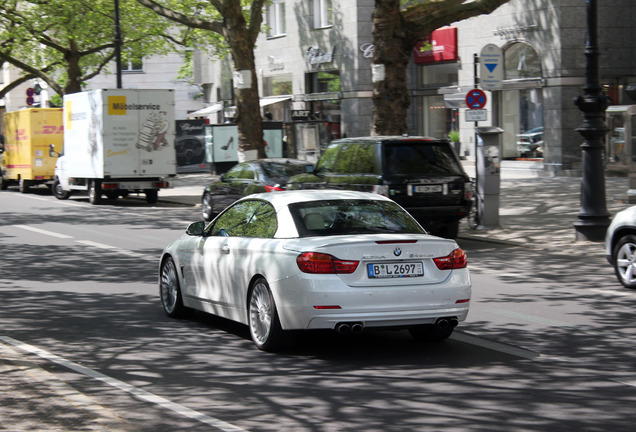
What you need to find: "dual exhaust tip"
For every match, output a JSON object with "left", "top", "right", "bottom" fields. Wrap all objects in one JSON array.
[
  {"left": 335, "top": 317, "right": 458, "bottom": 334},
  {"left": 435, "top": 317, "right": 459, "bottom": 329},
  {"left": 335, "top": 322, "right": 364, "bottom": 334}
]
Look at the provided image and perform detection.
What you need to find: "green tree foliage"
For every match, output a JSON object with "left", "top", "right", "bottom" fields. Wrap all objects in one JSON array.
[
  {"left": 135, "top": 0, "right": 268, "bottom": 158},
  {"left": 0, "top": 0, "right": 178, "bottom": 97}
]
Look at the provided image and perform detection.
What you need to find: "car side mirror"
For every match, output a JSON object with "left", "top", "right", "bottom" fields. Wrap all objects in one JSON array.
[
  {"left": 186, "top": 221, "right": 206, "bottom": 236},
  {"left": 49, "top": 144, "right": 61, "bottom": 157}
]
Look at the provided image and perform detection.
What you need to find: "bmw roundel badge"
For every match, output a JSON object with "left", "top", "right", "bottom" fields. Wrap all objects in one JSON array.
[{"left": 393, "top": 248, "right": 402, "bottom": 257}]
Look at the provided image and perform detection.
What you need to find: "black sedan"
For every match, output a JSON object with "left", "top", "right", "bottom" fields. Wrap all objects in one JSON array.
[{"left": 201, "top": 158, "right": 314, "bottom": 221}]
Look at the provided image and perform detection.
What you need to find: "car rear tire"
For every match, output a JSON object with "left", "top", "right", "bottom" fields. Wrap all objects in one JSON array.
[
  {"left": 441, "top": 221, "right": 460, "bottom": 239},
  {"left": 88, "top": 180, "right": 102, "bottom": 205},
  {"left": 52, "top": 179, "right": 71, "bottom": 200},
  {"left": 248, "top": 278, "right": 294, "bottom": 351},
  {"left": 19, "top": 179, "right": 31, "bottom": 193},
  {"left": 409, "top": 324, "right": 454, "bottom": 342},
  {"left": 145, "top": 189, "right": 158, "bottom": 204},
  {"left": 612, "top": 235, "right": 636, "bottom": 289},
  {"left": 160, "top": 256, "right": 187, "bottom": 318}
]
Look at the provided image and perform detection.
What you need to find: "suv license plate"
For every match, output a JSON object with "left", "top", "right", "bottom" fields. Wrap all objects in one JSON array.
[
  {"left": 367, "top": 262, "right": 424, "bottom": 279},
  {"left": 414, "top": 185, "right": 442, "bottom": 193}
]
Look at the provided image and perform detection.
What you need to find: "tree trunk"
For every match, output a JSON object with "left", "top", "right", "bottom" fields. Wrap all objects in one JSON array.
[
  {"left": 371, "top": 0, "right": 413, "bottom": 136},
  {"left": 64, "top": 42, "right": 83, "bottom": 94},
  {"left": 223, "top": 5, "right": 266, "bottom": 160}
]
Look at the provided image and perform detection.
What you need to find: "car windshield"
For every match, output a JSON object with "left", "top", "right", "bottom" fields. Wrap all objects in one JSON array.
[
  {"left": 383, "top": 142, "right": 464, "bottom": 176},
  {"left": 289, "top": 199, "right": 426, "bottom": 237}
]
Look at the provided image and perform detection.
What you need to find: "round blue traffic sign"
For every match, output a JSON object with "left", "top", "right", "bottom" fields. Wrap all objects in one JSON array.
[{"left": 466, "top": 89, "right": 487, "bottom": 109}]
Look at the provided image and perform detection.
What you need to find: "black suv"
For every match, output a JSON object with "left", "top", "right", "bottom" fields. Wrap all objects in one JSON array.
[{"left": 286, "top": 136, "right": 472, "bottom": 238}]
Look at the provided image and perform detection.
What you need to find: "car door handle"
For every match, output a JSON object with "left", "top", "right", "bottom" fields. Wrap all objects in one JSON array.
[{"left": 221, "top": 245, "right": 231, "bottom": 254}]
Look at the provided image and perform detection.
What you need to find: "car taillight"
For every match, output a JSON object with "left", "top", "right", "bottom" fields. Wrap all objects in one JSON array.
[
  {"left": 433, "top": 248, "right": 467, "bottom": 270},
  {"left": 297, "top": 252, "right": 359, "bottom": 274},
  {"left": 464, "top": 182, "right": 473, "bottom": 200},
  {"left": 265, "top": 185, "right": 285, "bottom": 192}
]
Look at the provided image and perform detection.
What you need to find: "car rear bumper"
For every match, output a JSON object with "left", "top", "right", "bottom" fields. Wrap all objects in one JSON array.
[{"left": 270, "top": 271, "right": 471, "bottom": 331}]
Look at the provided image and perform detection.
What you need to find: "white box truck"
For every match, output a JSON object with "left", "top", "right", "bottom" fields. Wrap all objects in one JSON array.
[{"left": 50, "top": 89, "right": 176, "bottom": 204}]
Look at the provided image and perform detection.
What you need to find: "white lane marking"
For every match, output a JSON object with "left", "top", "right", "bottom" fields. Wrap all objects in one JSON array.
[
  {"left": 453, "top": 332, "right": 569, "bottom": 363},
  {"left": 14, "top": 224, "right": 73, "bottom": 239},
  {"left": 612, "top": 377, "right": 636, "bottom": 388},
  {"left": 452, "top": 332, "right": 540, "bottom": 360},
  {"left": 75, "top": 240, "right": 153, "bottom": 260},
  {"left": 590, "top": 288, "right": 635, "bottom": 297},
  {"left": 485, "top": 308, "right": 573, "bottom": 328},
  {"left": 0, "top": 340, "right": 133, "bottom": 431},
  {"left": 0, "top": 336, "right": 248, "bottom": 432}
]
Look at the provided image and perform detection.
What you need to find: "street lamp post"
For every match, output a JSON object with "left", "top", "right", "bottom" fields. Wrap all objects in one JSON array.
[
  {"left": 573, "top": 0, "right": 611, "bottom": 241},
  {"left": 114, "top": 0, "right": 123, "bottom": 89}
]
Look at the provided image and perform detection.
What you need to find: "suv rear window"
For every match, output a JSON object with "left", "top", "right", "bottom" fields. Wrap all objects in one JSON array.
[{"left": 384, "top": 142, "right": 464, "bottom": 176}]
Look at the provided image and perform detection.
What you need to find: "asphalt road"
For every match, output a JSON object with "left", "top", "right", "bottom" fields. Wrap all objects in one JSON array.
[{"left": 1, "top": 187, "right": 636, "bottom": 431}]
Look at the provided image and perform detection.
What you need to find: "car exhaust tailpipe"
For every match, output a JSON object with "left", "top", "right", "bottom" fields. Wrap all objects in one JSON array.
[
  {"left": 435, "top": 317, "right": 459, "bottom": 330},
  {"left": 335, "top": 322, "right": 364, "bottom": 334},
  {"left": 351, "top": 323, "right": 364, "bottom": 334},
  {"left": 336, "top": 323, "right": 351, "bottom": 334}
]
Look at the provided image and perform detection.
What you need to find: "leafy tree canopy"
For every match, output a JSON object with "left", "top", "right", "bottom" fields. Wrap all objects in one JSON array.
[{"left": 0, "top": 0, "right": 186, "bottom": 97}]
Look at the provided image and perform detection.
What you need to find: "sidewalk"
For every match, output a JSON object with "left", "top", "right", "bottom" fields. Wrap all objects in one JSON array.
[{"left": 457, "top": 160, "right": 629, "bottom": 256}]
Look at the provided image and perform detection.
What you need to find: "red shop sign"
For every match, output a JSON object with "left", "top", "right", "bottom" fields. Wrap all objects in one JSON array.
[{"left": 413, "top": 27, "right": 458, "bottom": 65}]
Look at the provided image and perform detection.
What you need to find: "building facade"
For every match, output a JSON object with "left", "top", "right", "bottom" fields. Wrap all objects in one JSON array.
[
  {"left": 193, "top": 0, "right": 636, "bottom": 175},
  {"left": 3, "top": 0, "right": 635, "bottom": 175}
]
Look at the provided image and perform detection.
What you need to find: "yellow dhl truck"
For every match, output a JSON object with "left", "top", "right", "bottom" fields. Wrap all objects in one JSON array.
[{"left": 0, "top": 108, "right": 64, "bottom": 192}]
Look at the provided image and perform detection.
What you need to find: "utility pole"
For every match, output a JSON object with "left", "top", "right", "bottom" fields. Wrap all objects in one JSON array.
[{"left": 573, "top": 0, "right": 611, "bottom": 241}]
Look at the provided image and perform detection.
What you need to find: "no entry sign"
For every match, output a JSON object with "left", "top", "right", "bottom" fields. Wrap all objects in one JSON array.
[{"left": 465, "top": 89, "right": 487, "bottom": 109}]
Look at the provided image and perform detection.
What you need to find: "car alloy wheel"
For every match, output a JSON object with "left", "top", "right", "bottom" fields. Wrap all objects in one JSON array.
[
  {"left": 613, "top": 235, "right": 636, "bottom": 289},
  {"left": 248, "top": 278, "right": 292, "bottom": 351},
  {"left": 160, "top": 257, "right": 186, "bottom": 317}
]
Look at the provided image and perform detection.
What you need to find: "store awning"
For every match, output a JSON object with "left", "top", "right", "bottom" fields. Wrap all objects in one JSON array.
[
  {"left": 188, "top": 103, "right": 223, "bottom": 118},
  {"left": 260, "top": 95, "right": 292, "bottom": 107}
]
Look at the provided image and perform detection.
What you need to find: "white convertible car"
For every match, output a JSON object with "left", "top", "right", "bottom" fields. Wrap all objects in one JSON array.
[{"left": 159, "top": 190, "right": 471, "bottom": 351}]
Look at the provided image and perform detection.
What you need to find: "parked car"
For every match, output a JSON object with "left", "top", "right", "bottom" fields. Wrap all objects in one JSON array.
[
  {"left": 286, "top": 136, "right": 472, "bottom": 238},
  {"left": 160, "top": 190, "right": 471, "bottom": 351},
  {"left": 605, "top": 205, "right": 636, "bottom": 288},
  {"left": 517, "top": 126, "right": 543, "bottom": 158},
  {"left": 201, "top": 158, "right": 314, "bottom": 221}
]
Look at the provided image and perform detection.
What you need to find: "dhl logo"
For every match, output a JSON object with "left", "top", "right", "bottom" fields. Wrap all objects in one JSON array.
[
  {"left": 12, "top": 126, "right": 64, "bottom": 140},
  {"left": 40, "top": 125, "right": 64, "bottom": 134}
]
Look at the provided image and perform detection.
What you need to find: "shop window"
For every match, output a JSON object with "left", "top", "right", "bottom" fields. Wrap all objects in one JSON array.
[
  {"left": 311, "top": 0, "right": 332, "bottom": 29},
  {"left": 306, "top": 71, "right": 340, "bottom": 94},
  {"left": 263, "top": 75, "right": 292, "bottom": 96},
  {"left": 420, "top": 63, "right": 458, "bottom": 88},
  {"left": 504, "top": 42, "right": 541, "bottom": 80},
  {"left": 267, "top": 0, "right": 286, "bottom": 37}
]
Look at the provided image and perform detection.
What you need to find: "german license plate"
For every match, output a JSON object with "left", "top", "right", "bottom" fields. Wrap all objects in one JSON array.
[
  {"left": 367, "top": 262, "right": 424, "bottom": 278},
  {"left": 414, "top": 185, "right": 442, "bottom": 193}
]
